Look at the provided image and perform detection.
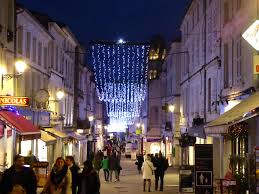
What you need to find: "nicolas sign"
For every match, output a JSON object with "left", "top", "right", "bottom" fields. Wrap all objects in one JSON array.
[{"left": 0, "top": 96, "right": 30, "bottom": 106}]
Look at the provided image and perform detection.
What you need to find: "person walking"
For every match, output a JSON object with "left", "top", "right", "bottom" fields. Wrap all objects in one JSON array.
[
  {"left": 0, "top": 154, "right": 37, "bottom": 194},
  {"left": 93, "top": 153, "right": 102, "bottom": 176},
  {"left": 141, "top": 155, "right": 156, "bottom": 192},
  {"left": 101, "top": 156, "right": 109, "bottom": 182},
  {"left": 65, "top": 156, "right": 80, "bottom": 194},
  {"left": 136, "top": 153, "right": 144, "bottom": 174},
  {"left": 153, "top": 152, "right": 169, "bottom": 191},
  {"left": 41, "top": 157, "right": 72, "bottom": 194},
  {"left": 108, "top": 152, "right": 117, "bottom": 182},
  {"left": 78, "top": 160, "right": 100, "bottom": 194}
]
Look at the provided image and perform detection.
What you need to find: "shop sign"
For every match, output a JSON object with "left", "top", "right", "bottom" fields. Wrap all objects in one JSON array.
[
  {"left": 31, "top": 161, "right": 49, "bottom": 168},
  {"left": 253, "top": 55, "right": 259, "bottom": 74},
  {"left": 0, "top": 96, "right": 29, "bottom": 106},
  {"left": 179, "top": 166, "right": 194, "bottom": 193},
  {"left": 38, "top": 112, "right": 50, "bottom": 126},
  {"left": 242, "top": 20, "right": 259, "bottom": 51},
  {"left": 195, "top": 144, "right": 213, "bottom": 194}
]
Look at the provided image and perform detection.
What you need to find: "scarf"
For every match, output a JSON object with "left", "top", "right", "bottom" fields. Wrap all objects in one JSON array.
[{"left": 50, "top": 165, "right": 68, "bottom": 187}]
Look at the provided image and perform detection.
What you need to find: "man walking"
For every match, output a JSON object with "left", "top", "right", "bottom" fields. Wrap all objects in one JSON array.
[
  {"left": 153, "top": 152, "right": 169, "bottom": 191},
  {"left": 0, "top": 154, "right": 37, "bottom": 194},
  {"left": 65, "top": 156, "right": 80, "bottom": 194}
]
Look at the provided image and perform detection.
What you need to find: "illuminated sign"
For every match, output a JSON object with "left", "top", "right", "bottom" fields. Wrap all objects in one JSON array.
[
  {"left": 242, "top": 20, "right": 259, "bottom": 51},
  {"left": 0, "top": 96, "right": 30, "bottom": 106},
  {"left": 254, "top": 55, "right": 259, "bottom": 74}
]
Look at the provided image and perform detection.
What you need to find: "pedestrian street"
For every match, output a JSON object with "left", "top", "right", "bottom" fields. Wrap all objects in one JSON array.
[{"left": 100, "top": 158, "right": 179, "bottom": 194}]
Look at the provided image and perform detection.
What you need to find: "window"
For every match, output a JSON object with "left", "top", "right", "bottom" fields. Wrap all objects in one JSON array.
[
  {"left": 38, "top": 42, "right": 42, "bottom": 66},
  {"left": 237, "top": 0, "right": 242, "bottom": 10},
  {"left": 236, "top": 38, "right": 242, "bottom": 78},
  {"left": 32, "top": 37, "right": 36, "bottom": 62},
  {"left": 26, "top": 32, "right": 31, "bottom": 59},
  {"left": 55, "top": 46, "right": 59, "bottom": 71},
  {"left": 208, "top": 78, "right": 212, "bottom": 112},
  {"left": 17, "top": 26, "right": 23, "bottom": 54},
  {"left": 224, "top": 44, "right": 229, "bottom": 88},
  {"left": 224, "top": 2, "right": 229, "bottom": 24},
  {"left": 43, "top": 47, "right": 47, "bottom": 69}
]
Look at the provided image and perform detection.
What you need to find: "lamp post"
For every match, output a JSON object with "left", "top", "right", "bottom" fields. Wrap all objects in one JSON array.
[
  {"left": 0, "top": 59, "right": 27, "bottom": 90},
  {"left": 87, "top": 115, "right": 94, "bottom": 160}
]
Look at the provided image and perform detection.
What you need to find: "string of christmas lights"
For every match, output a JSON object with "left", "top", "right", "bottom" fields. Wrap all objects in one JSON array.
[{"left": 91, "top": 42, "right": 149, "bottom": 127}]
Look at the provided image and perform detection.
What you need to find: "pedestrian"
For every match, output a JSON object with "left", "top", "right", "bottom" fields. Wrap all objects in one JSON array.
[
  {"left": 141, "top": 155, "right": 156, "bottom": 192},
  {"left": 0, "top": 154, "right": 37, "bottom": 194},
  {"left": 65, "top": 156, "right": 80, "bottom": 194},
  {"left": 78, "top": 160, "right": 100, "bottom": 194},
  {"left": 93, "top": 152, "right": 102, "bottom": 175},
  {"left": 135, "top": 153, "right": 144, "bottom": 174},
  {"left": 41, "top": 157, "right": 72, "bottom": 194},
  {"left": 101, "top": 156, "right": 109, "bottom": 182},
  {"left": 153, "top": 152, "right": 169, "bottom": 191},
  {"left": 108, "top": 152, "right": 119, "bottom": 182}
]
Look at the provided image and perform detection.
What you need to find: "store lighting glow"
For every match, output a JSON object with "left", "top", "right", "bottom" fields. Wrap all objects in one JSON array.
[{"left": 91, "top": 42, "right": 150, "bottom": 127}]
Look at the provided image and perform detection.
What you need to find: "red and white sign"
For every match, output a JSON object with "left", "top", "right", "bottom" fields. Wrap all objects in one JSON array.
[{"left": 0, "top": 96, "right": 30, "bottom": 106}]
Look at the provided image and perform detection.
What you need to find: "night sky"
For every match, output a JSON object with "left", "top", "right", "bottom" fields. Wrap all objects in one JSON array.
[{"left": 17, "top": 0, "right": 190, "bottom": 45}]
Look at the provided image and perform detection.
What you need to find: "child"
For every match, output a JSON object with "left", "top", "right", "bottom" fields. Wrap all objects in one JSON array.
[{"left": 101, "top": 156, "right": 109, "bottom": 182}]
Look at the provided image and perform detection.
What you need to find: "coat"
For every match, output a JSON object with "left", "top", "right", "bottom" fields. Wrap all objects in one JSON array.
[
  {"left": 78, "top": 170, "right": 100, "bottom": 194},
  {"left": 43, "top": 167, "right": 72, "bottom": 194},
  {"left": 0, "top": 165, "right": 37, "bottom": 194},
  {"left": 141, "top": 159, "right": 156, "bottom": 180}
]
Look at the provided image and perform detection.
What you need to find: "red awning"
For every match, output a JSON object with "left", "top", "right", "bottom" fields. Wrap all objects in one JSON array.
[{"left": 0, "top": 110, "right": 40, "bottom": 136}]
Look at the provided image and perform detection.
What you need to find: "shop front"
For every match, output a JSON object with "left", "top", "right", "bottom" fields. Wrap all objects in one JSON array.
[
  {"left": 66, "top": 132, "right": 86, "bottom": 165},
  {"left": 205, "top": 91, "right": 259, "bottom": 193},
  {"left": 0, "top": 108, "right": 41, "bottom": 170},
  {"left": 42, "top": 127, "right": 68, "bottom": 160}
]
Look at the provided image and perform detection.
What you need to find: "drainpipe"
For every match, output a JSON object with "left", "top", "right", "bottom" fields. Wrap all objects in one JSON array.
[{"left": 203, "top": 0, "right": 207, "bottom": 123}]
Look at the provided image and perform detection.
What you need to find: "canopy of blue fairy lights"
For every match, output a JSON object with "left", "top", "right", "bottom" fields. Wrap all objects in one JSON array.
[{"left": 91, "top": 40, "right": 150, "bottom": 132}]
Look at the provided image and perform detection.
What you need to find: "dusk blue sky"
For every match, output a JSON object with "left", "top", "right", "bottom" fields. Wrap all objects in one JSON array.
[{"left": 17, "top": 0, "right": 190, "bottom": 45}]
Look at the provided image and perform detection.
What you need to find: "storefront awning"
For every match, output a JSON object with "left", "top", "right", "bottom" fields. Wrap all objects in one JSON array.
[
  {"left": 43, "top": 127, "right": 68, "bottom": 139},
  {"left": 40, "top": 131, "right": 56, "bottom": 145},
  {"left": 0, "top": 110, "right": 40, "bottom": 137},
  {"left": 67, "top": 132, "right": 86, "bottom": 141},
  {"left": 205, "top": 91, "right": 259, "bottom": 134},
  {"left": 188, "top": 125, "right": 206, "bottom": 139}
]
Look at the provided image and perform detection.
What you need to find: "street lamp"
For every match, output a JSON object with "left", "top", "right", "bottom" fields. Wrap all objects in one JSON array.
[
  {"left": 56, "top": 89, "right": 64, "bottom": 100},
  {"left": 1, "top": 59, "right": 27, "bottom": 90},
  {"left": 88, "top": 115, "right": 94, "bottom": 122}
]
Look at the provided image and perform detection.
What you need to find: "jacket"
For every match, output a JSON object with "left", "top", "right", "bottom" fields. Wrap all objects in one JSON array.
[
  {"left": 0, "top": 165, "right": 37, "bottom": 194},
  {"left": 78, "top": 170, "right": 100, "bottom": 194},
  {"left": 43, "top": 167, "right": 72, "bottom": 194},
  {"left": 141, "top": 159, "right": 156, "bottom": 179}
]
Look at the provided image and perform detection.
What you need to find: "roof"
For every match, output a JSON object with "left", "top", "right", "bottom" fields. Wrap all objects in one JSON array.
[
  {"left": 40, "top": 131, "right": 56, "bottom": 145},
  {"left": 43, "top": 127, "right": 68, "bottom": 139}
]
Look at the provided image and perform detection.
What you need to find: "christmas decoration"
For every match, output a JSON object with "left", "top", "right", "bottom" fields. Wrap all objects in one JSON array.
[{"left": 91, "top": 41, "right": 150, "bottom": 127}]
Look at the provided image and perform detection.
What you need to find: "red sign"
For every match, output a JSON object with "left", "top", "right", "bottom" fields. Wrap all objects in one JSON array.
[{"left": 0, "top": 96, "right": 30, "bottom": 106}]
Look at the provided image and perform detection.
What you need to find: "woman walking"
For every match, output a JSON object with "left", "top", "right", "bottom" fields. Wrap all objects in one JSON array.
[
  {"left": 41, "top": 157, "right": 72, "bottom": 194},
  {"left": 78, "top": 160, "right": 100, "bottom": 194},
  {"left": 141, "top": 155, "right": 156, "bottom": 192}
]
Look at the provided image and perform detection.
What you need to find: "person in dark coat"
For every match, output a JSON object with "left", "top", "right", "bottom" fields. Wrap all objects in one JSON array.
[
  {"left": 108, "top": 152, "right": 119, "bottom": 182},
  {"left": 153, "top": 152, "right": 169, "bottom": 191},
  {"left": 65, "top": 156, "right": 80, "bottom": 194},
  {"left": 136, "top": 153, "right": 144, "bottom": 174},
  {"left": 0, "top": 154, "right": 37, "bottom": 194},
  {"left": 78, "top": 160, "right": 100, "bottom": 194}
]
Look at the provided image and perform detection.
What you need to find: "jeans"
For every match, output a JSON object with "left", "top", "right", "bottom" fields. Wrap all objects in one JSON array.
[
  {"left": 155, "top": 174, "right": 164, "bottom": 191},
  {"left": 103, "top": 169, "right": 109, "bottom": 181}
]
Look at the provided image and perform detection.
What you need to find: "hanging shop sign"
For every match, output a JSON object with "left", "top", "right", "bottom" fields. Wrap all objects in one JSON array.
[
  {"left": 0, "top": 96, "right": 30, "bottom": 106},
  {"left": 195, "top": 144, "right": 213, "bottom": 194},
  {"left": 242, "top": 20, "right": 259, "bottom": 51}
]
